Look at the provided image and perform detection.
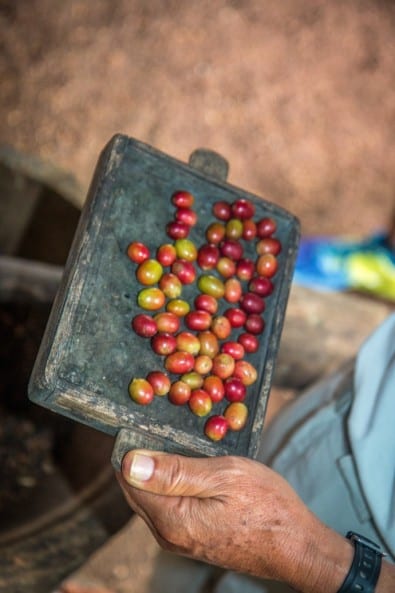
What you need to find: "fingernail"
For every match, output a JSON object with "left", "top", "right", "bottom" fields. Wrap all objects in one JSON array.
[{"left": 129, "top": 453, "right": 155, "bottom": 482}]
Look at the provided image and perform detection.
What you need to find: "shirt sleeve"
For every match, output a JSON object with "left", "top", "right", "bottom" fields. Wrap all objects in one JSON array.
[{"left": 348, "top": 313, "right": 395, "bottom": 558}]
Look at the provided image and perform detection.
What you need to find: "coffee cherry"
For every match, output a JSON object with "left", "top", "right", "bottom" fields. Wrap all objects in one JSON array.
[
  {"left": 216, "top": 256, "right": 237, "bottom": 278},
  {"left": 154, "top": 311, "right": 180, "bottom": 334},
  {"left": 256, "top": 217, "right": 277, "bottom": 238},
  {"left": 181, "top": 371, "right": 204, "bottom": 390},
  {"left": 159, "top": 273, "right": 182, "bottom": 298},
  {"left": 234, "top": 360, "right": 258, "bottom": 386},
  {"left": 175, "top": 207, "right": 197, "bottom": 227},
  {"left": 238, "top": 332, "right": 259, "bottom": 353},
  {"left": 212, "top": 201, "right": 232, "bottom": 221},
  {"left": 151, "top": 333, "right": 177, "bottom": 356},
  {"left": 194, "top": 354, "right": 213, "bottom": 375},
  {"left": 127, "top": 241, "right": 150, "bottom": 264},
  {"left": 175, "top": 239, "right": 198, "bottom": 262},
  {"left": 204, "top": 415, "right": 228, "bottom": 441},
  {"left": 225, "top": 218, "right": 243, "bottom": 240},
  {"left": 198, "top": 331, "right": 220, "bottom": 358},
  {"left": 166, "top": 220, "right": 190, "bottom": 240},
  {"left": 242, "top": 219, "right": 257, "bottom": 241},
  {"left": 166, "top": 298, "right": 190, "bottom": 317},
  {"left": 176, "top": 331, "right": 201, "bottom": 355},
  {"left": 220, "top": 239, "right": 243, "bottom": 261},
  {"left": 126, "top": 187, "right": 283, "bottom": 442},
  {"left": 212, "top": 353, "right": 235, "bottom": 379},
  {"left": 137, "top": 287, "right": 165, "bottom": 310},
  {"left": 197, "top": 244, "right": 220, "bottom": 270},
  {"left": 224, "top": 277, "right": 242, "bottom": 303},
  {"left": 198, "top": 275, "right": 225, "bottom": 299},
  {"left": 211, "top": 316, "right": 232, "bottom": 340},
  {"left": 132, "top": 314, "right": 157, "bottom": 338},
  {"left": 156, "top": 243, "right": 177, "bottom": 266},
  {"left": 171, "top": 190, "right": 195, "bottom": 208},
  {"left": 185, "top": 310, "right": 212, "bottom": 332},
  {"left": 248, "top": 276, "right": 274, "bottom": 297},
  {"left": 146, "top": 371, "right": 171, "bottom": 396},
  {"left": 244, "top": 313, "right": 265, "bottom": 335},
  {"left": 171, "top": 259, "right": 196, "bottom": 284},
  {"left": 224, "top": 376, "right": 247, "bottom": 402},
  {"left": 236, "top": 258, "right": 255, "bottom": 281},
  {"left": 189, "top": 389, "right": 213, "bottom": 417},
  {"left": 194, "top": 294, "right": 218, "bottom": 315},
  {"left": 165, "top": 351, "right": 195, "bottom": 374},
  {"left": 223, "top": 307, "right": 247, "bottom": 328},
  {"left": 136, "top": 259, "right": 163, "bottom": 285},
  {"left": 203, "top": 375, "right": 225, "bottom": 403},
  {"left": 221, "top": 341, "right": 245, "bottom": 360},
  {"left": 128, "top": 378, "right": 154, "bottom": 405},
  {"left": 168, "top": 380, "right": 191, "bottom": 405},
  {"left": 224, "top": 402, "right": 248, "bottom": 431},
  {"left": 231, "top": 199, "right": 255, "bottom": 220},
  {"left": 205, "top": 222, "right": 226, "bottom": 244},
  {"left": 240, "top": 292, "right": 265, "bottom": 315},
  {"left": 256, "top": 253, "right": 278, "bottom": 278},
  {"left": 256, "top": 237, "right": 282, "bottom": 256}
]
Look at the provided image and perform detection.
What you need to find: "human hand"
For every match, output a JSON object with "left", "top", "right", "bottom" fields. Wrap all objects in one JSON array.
[{"left": 117, "top": 450, "right": 354, "bottom": 593}]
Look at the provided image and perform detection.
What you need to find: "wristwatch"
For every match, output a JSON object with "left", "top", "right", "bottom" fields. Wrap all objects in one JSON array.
[{"left": 337, "top": 531, "right": 385, "bottom": 593}]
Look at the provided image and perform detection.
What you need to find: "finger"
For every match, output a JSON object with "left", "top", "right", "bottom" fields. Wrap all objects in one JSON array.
[
  {"left": 121, "top": 449, "right": 247, "bottom": 497},
  {"left": 116, "top": 471, "right": 195, "bottom": 552},
  {"left": 116, "top": 471, "right": 161, "bottom": 533}
]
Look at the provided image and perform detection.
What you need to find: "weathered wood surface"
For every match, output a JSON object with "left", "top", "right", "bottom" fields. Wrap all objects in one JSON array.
[
  {"left": 0, "top": 475, "right": 131, "bottom": 593},
  {"left": 0, "top": 144, "right": 84, "bottom": 210},
  {"left": 274, "top": 284, "right": 393, "bottom": 389},
  {"left": 0, "top": 255, "right": 63, "bottom": 303}
]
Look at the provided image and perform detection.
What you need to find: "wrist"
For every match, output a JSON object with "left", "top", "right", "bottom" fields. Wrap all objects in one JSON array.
[{"left": 284, "top": 517, "right": 355, "bottom": 593}]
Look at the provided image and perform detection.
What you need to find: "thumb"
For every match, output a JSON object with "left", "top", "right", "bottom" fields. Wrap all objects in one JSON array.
[{"left": 121, "top": 449, "right": 238, "bottom": 498}]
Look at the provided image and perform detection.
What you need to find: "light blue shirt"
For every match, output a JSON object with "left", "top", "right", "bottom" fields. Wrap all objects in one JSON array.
[{"left": 349, "top": 313, "right": 395, "bottom": 557}]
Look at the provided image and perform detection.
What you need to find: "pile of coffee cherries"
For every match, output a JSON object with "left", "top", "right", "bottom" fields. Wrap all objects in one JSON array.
[{"left": 126, "top": 190, "right": 281, "bottom": 442}]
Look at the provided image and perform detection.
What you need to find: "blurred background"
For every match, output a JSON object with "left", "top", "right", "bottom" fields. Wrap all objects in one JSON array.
[
  {"left": 1, "top": 0, "right": 395, "bottom": 237},
  {"left": 1, "top": 1, "right": 395, "bottom": 592}
]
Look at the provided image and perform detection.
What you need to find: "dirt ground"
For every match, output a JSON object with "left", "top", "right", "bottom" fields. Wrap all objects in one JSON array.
[
  {"left": 1, "top": 0, "right": 395, "bottom": 238},
  {"left": 1, "top": 2, "right": 395, "bottom": 591}
]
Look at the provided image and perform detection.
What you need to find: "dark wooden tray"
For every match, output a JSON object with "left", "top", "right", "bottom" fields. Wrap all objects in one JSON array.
[{"left": 28, "top": 135, "right": 299, "bottom": 469}]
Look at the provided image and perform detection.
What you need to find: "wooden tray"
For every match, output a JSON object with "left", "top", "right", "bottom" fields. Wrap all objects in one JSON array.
[{"left": 28, "top": 135, "right": 300, "bottom": 469}]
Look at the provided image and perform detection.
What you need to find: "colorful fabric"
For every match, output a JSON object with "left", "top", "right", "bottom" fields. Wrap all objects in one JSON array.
[{"left": 294, "top": 233, "right": 395, "bottom": 301}]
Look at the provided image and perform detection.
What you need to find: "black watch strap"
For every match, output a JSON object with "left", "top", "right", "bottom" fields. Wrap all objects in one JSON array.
[{"left": 337, "top": 531, "right": 385, "bottom": 593}]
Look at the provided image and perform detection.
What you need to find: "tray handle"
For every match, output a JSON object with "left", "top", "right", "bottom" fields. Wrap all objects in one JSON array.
[{"left": 188, "top": 148, "right": 229, "bottom": 182}]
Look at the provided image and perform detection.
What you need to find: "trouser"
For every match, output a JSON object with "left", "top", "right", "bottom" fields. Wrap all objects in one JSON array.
[{"left": 215, "top": 360, "right": 393, "bottom": 593}]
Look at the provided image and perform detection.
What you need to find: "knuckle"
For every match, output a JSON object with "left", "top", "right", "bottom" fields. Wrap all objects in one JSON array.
[
  {"left": 162, "top": 455, "right": 188, "bottom": 495},
  {"left": 222, "top": 455, "right": 248, "bottom": 479},
  {"left": 218, "top": 456, "right": 255, "bottom": 493}
]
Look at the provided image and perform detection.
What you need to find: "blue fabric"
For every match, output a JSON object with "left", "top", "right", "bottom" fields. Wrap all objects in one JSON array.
[
  {"left": 349, "top": 313, "right": 395, "bottom": 558},
  {"left": 257, "top": 314, "right": 395, "bottom": 559},
  {"left": 294, "top": 233, "right": 395, "bottom": 300}
]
